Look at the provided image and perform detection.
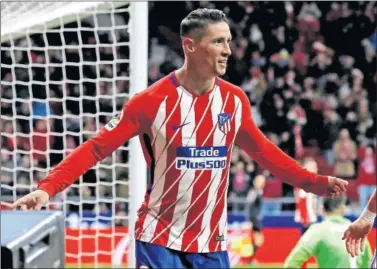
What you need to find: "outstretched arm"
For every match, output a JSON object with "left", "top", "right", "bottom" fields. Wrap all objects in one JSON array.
[
  {"left": 365, "top": 188, "right": 377, "bottom": 215},
  {"left": 343, "top": 188, "right": 376, "bottom": 257},
  {"left": 235, "top": 90, "right": 348, "bottom": 197},
  {"left": 11, "top": 94, "right": 144, "bottom": 209}
]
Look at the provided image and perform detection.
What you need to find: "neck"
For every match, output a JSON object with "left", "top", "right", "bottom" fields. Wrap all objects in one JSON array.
[
  {"left": 175, "top": 62, "right": 215, "bottom": 96},
  {"left": 325, "top": 209, "right": 344, "bottom": 217}
]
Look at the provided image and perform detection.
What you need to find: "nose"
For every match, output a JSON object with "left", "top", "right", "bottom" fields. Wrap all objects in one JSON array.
[{"left": 222, "top": 43, "right": 231, "bottom": 57}]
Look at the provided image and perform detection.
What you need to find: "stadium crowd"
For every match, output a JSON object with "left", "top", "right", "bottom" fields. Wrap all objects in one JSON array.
[{"left": 1, "top": 2, "right": 376, "bottom": 221}]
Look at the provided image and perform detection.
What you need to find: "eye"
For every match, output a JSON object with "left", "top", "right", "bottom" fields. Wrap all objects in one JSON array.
[{"left": 214, "top": 38, "right": 223, "bottom": 44}]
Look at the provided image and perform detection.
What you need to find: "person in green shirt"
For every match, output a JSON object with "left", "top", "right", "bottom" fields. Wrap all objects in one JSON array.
[{"left": 284, "top": 196, "right": 372, "bottom": 268}]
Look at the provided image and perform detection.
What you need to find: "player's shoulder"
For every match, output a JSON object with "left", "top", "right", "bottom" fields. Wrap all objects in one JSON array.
[
  {"left": 218, "top": 77, "right": 242, "bottom": 93},
  {"left": 128, "top": 74, "right": 175, "bottom": 104},
  {"left": 218, "top": 77, "right": 248, "bottom": 101}
]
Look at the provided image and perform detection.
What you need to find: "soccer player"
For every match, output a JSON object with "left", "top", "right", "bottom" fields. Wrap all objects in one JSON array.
[
  {"left": 294, "top": 157, "right": 320, "bottom": 235},
  {"left": 284, "top": 196, "right": 373, "bottom": 268},
  {"left": 11, "top": 8, "right": 348, "bottom": 269},
  {"left": 293, "top": 157, "right": 319, "bottom": 268},
  {"left": 343, "top": 188, "right": 376, "bottom": 268}
]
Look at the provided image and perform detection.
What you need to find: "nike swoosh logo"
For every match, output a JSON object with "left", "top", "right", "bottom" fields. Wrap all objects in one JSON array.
[{"left": 171, "top": 122, "right": 190, "bottom": 130}]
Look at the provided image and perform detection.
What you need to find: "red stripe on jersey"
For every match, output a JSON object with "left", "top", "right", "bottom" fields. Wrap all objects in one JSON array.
[
  {"left": 150, "top": 92, "right": 184, "bottom": 246},
  {"left": 135, "top": 193, "right": 150, "bottom": 237},
  {"left": 208, "top": 92, "right": 236, "bottom": 252},
  {"left": 181, "top": 94, "right": 215, "bottom": 252}
]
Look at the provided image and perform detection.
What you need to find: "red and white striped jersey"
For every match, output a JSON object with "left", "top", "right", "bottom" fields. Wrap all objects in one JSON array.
[
  {"left": 294, "top": 187, "right": 318, "bottom": 226},
  {"left": 38, "top": 72, "right": 329, "bottom": 253},
  {"left": 134, "top": 73, "right": 242, "bottom": 253}
]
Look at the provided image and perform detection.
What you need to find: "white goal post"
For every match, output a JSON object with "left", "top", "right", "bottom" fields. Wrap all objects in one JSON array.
[{"left": 1, "top": 1, "right": 147, "bottom": 268}]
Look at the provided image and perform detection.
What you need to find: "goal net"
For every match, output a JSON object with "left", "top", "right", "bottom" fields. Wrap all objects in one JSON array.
[{"left": 1, "top": 1, "right": 147, "bottom": 267}]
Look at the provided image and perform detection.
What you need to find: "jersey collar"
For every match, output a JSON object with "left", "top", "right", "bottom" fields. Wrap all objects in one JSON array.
[{"left": 169, "top": 71, "right": 219, "bottom": 98}]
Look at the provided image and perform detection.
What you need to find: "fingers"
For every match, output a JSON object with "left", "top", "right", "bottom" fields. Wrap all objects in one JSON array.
[
  {"left": 350, "top": 237, "right": 357, "bottom": 257},
  {"left": 11, "top": 198, "right": 27, "bottom": 210},
  {"left": 10, "top": 195, "right": 39, "bottom": 210},
  {"left": 354, "top": 238, "right": 360, "bottom": 256},
  {"left": 346, "top": 237, "right": 352, "bottom": 256},
  {"left": 328, "top": 178, "right": 348, "bottom": 198},
  {"left": 34, "top": 203, "right": 44, "bottom": 211},
  {"left": 342, "top": 228, "right": 350, "bottom": 240},
  {"left": 360, "top": 237, "right": 365, "bottom": 253},
  {"left": 336, "top": 178, "right": 348, "bottom": 192},
  {"left": 10, "top": 197, "right": 23, "bottom": 209}
]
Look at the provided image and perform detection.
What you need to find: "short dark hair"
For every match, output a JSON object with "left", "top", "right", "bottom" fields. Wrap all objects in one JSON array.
[
  {"left": 180, "top": 8, "right": 228, "bottom": 40},
  {"left": 323, "top": 196, "right": 347, "bottom": 212}
]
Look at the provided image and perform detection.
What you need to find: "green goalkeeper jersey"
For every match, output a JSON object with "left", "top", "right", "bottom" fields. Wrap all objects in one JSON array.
[{"left": 284, "top": 215, "right": 372, "bottom": 268}]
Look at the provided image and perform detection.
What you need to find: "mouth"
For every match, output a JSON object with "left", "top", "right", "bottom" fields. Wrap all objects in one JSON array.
[{"left": 218, "top": 60, "right": 227, "bottom": 67}]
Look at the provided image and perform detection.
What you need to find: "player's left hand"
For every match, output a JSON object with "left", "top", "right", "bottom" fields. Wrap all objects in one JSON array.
[
  {"left": 325, "top": 176, "right": 348, "bottom": 198},
  {"left": 342, "top": 218, "right": 374, "bottom": 257}
]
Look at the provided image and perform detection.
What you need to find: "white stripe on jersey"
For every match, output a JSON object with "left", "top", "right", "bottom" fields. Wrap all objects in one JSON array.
[
  {"left": 149, "top": 96, "right": 168, "bottom": 209},
  {"left": 141, "top": 87, "right": 184, "bottom": 235},
  {"left": 141, "top": 96, "right": 168, "bottom": 236},
  {"left": 152, "top": 92, "right": 181, "bottom": 145},
  {"left": 184, "top": 91, "right": 233, "bottom": 252},
  {"left": 218, "top": 95, "right": 242, "bottom": 250},
  {"left": 151, "top": 96, "right": 168, "bottom": 143},
  {"left": 306, "top": 193, "right": 317, "bottom": 224},
  {"left": 140, "top": 88, "right": 198, "bottom": 239},
  {"left": 148, "top": 88, "right": 217, "bottom": 238},
  {"left": 201, "top": 169, "right": 231, "bottom": 252},
  {"left": 166, "top": 88, "right": 215, "bottom": 248},
  {"left": 195, "top": 86, "right": 226, "bottom": 251},
  {"left": 154, "top": 88, "right": 195, "bottom": 167},
  {"left": 148, "top": 87, "right": 196, "bottom": 243}
]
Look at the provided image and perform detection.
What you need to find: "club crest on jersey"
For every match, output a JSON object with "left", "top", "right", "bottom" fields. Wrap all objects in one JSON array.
[
  {"left": 105, "top": 110, "right": 124, "bottom": 131},
  {"left": 218, "top": 113, "right": 231, "bottom": 135}
]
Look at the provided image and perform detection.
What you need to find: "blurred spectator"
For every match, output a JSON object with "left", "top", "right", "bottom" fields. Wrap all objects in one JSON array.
[
  {"left": 357, "top": 145, "right": 376, "bottom": 212},
  {"left": 229, "top": 162, "right": 252, "bottom": 211},
  {"left": 0, "top": 150, "right": 14, "bottom": 196},
  {"left": 30, "top": 119, "right": 55, "bottom": 167},
  {"left": 247, "top": 175, "right": 266, "bottom": 258},
  {"left": 333, "top": 129, "right": 357, "bottom": 179},
  {"left": 322, "top": 109, "right": 341, "bottom": 165},
  {"left": 294, "top": 157, "right": 319, "bottom": 235}
]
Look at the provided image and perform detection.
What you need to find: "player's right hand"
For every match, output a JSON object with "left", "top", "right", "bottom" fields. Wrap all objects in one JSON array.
[
  {"left": 326, "top": 176, "right": 348, "bottom": 198},
  {"left": 10, "top": 190, "right": 50, "bottom": 211},
  {"left": 342, "top": 218, "right": 374, "bottom": 257}
]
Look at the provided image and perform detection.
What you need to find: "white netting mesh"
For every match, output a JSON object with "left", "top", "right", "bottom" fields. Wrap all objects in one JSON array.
[{"left": 1, "top": 1, "right": 133, "bottom": 267}]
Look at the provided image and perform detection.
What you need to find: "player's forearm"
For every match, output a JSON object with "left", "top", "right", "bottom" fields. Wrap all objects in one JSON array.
[
  {"left": 37, "top": 101, "right": 142, "bottom": 197},
  {"left": 251, "top": 139, "right": 327, "bottom": 193},
  {"left": 37, "top": 123, "right": 134, "bottom": 197},
  {"left": 237, "top": 123, "right": 328, "bottom": 194},
  {"left": 360, "top": 188, "right": 376, "bottom": 222},
  {"left": 37, "top": 137, "right": 109, "bottom": 197},
  {"left": 366, "top": 188, "right": 376, "bottom": 213}
]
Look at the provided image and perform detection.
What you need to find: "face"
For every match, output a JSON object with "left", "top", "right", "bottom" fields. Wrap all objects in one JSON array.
[
  {"left": 254, "top": 175, "right": 266, "bottom": 189},
  {"left": 303, "top": 160, "right": 318, "bottom": 173},
  {"left": 365, "top": 147, "right": 373, "bottom": 157},
  {"left": 340, "top": 129, "right": 349, "bottom": 140},
  {"left": 185, "top": 22, "right": 232, "bottom": 77}
]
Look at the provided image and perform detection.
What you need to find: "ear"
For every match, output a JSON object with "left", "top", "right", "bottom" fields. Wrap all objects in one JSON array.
[{"left": 183, "top": 37, "right": 195, "bottom": 53}]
